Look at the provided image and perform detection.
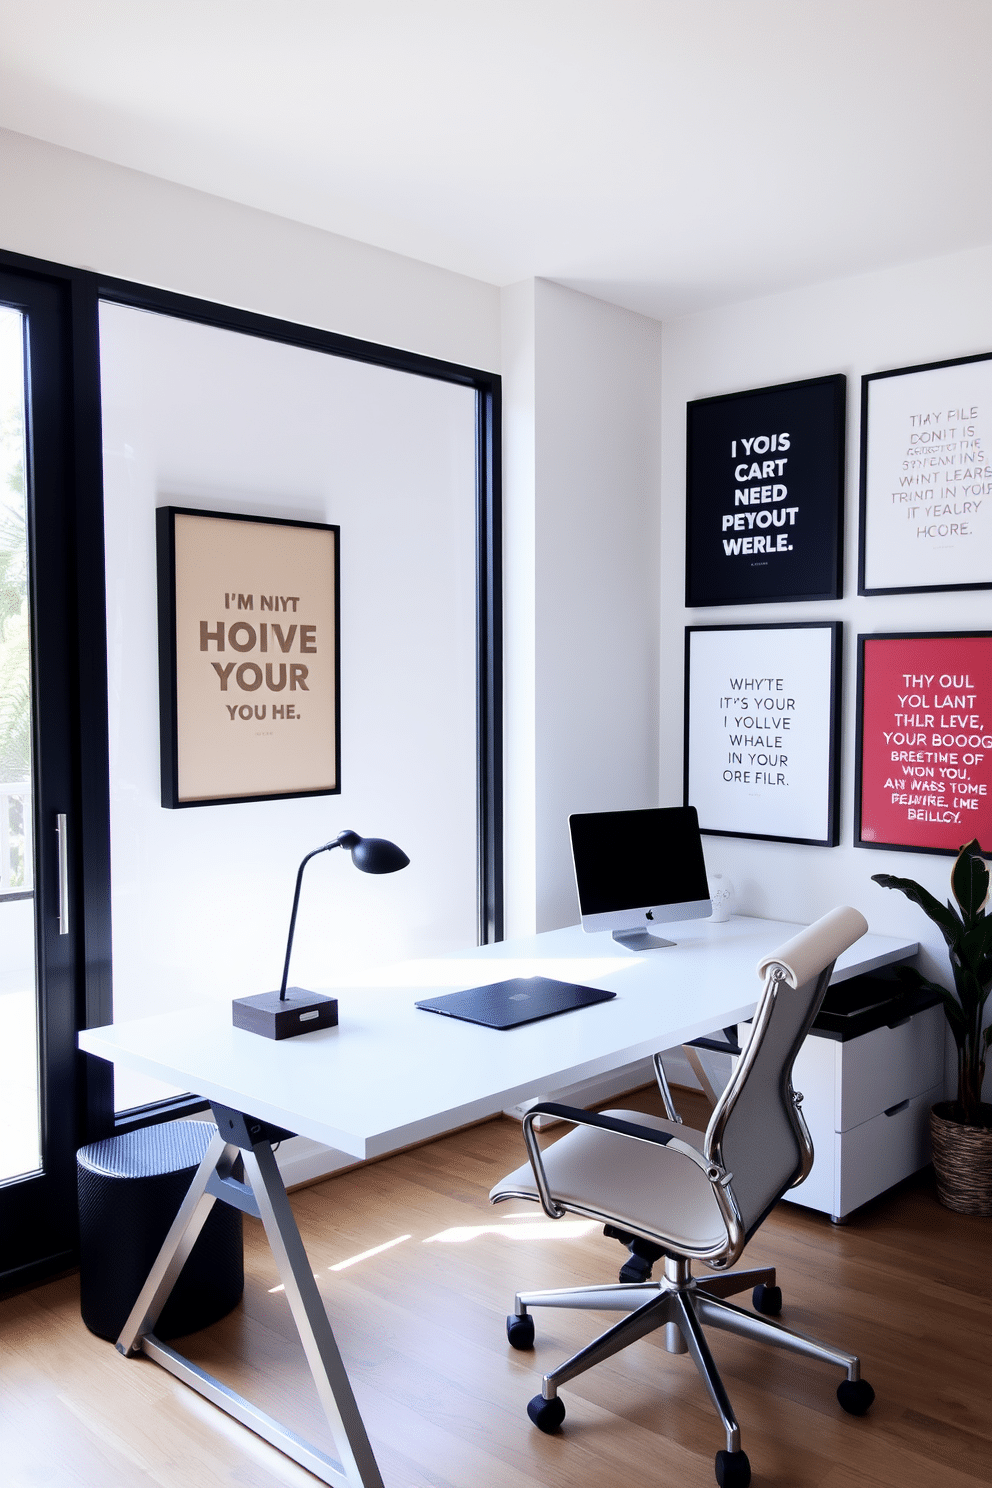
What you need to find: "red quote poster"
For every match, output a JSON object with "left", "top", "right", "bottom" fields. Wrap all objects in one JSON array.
[{"left": 859, "top": 633, "right": 992, "bottom": 854}]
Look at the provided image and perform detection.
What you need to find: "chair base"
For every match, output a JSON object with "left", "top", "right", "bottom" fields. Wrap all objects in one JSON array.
[{"left": 511, "top": 1255, "right": 865, "bottom": 1461}]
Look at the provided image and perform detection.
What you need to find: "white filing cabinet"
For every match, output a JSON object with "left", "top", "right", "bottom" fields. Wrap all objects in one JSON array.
[{"left": 770, "top": 1000, "right": 944, "bottom": 1223}]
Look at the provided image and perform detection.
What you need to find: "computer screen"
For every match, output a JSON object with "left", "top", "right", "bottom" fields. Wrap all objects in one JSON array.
[{"left": 569, "top": 805, "right": 712, "bottom": 950}]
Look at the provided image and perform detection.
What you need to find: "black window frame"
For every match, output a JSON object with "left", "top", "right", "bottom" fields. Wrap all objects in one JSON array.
[{"left": 0, "top": 246, "right": 503, "bottom": 1147}]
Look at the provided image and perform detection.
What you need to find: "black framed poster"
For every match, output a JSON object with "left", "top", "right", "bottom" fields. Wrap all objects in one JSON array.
[
  {"left": 685, "top": 374, "right": 846, "bottom": 607},
  {"left": 855, "top": 631, "right": 992, "bottom": 856},
  {"left": 859, "top": 352, "right": 992, "bottom": 595},
  {"left": 684, "top": 622, "right": 842, "bottom": 846},
  {"left": 157, "top": 506, "right": 340, "bottom": 808}
]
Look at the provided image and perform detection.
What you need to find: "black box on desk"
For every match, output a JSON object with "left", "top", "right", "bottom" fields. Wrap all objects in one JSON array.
[{"left": 232, "top": 988, "right": 339, "bottom": 1040}]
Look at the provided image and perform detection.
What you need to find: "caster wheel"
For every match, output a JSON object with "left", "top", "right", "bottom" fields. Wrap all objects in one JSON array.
[
  {"left": 715, "top": 1447, "right": 751, "bottom": 1487},
  {"left": 527, "top": 1394, "right": 566, "bottom": 1433},
  {"left": 506, "top": 1313, "right": 535, "bottom": 1350},
  {"left": 752, "top": 1283, "right": 782, "bottom": 1316},
  {"left": 837, "top": 1378, "right": 875, "bottom": 1415}
]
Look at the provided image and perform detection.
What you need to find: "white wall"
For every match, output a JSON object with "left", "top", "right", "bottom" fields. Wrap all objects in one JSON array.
[
  {"left": 502, "top": 279, "right": 664, "bottom": 935},
  {"left": 661, "top": 241, "right": 992, "bottom": 1046},
  {"left": 0, "top": 128, "right": 499, "bottom": 371},
  {"left": 100, "top": 302, "right": 479, "bottom": 1112},
  {"left": 0, "top": 133, "right": 670, "bottom": 949}
]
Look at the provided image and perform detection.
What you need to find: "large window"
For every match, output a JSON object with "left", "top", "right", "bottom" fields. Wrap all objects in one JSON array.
[
  {"left": 0, "top": 262, "right": 89, "bottom": 1285},
  {"left": 0, "top": 249, "right": 500, "bottom": 1234},
  {"left": 0, "top": 303, "right": 40, "bottom": 1180}
]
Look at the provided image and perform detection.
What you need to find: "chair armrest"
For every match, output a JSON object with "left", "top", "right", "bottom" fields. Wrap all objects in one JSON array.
[{"left": 521, "top": 1101, "right": 732, "bottom": 1221}]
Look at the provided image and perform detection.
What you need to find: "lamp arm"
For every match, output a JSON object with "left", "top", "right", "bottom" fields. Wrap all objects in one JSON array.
[{"left": 279, "top": 841, "right": 342, "bottom": 999}]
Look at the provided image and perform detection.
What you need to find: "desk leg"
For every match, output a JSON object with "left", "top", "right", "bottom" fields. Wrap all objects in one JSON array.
[
  {"left": 115, "top": 1108, "right": 385, "bottom": 1488},
  {"left": 242, "top": 1138, "right": 384, "bottom": 1488},
  {"left": 116, "top": 1128, "right": 233, "bottom": 1353}
]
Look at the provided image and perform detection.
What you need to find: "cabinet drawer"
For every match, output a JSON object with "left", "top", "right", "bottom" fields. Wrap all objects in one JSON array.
[
  {"left": 787, "top": 1113, "right": 835, "bottom": 1216},
  {"left": 836, "top": 1082, "right": 940, "bottom": 1217},
  {"left": 837, "top": 1005, "right": 944, "bottom": 1131}
]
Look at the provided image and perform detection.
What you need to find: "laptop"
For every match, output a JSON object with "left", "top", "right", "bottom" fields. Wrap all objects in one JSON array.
[{"left": 415, "top": 975, "right": 616, "bottom": 1030}]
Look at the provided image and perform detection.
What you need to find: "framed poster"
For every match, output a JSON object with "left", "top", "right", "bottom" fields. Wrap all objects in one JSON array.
[
  {"left": 685, "top": 374, "right": 846, "bottom": 608},
  {"left": 859, "top": 353, "right": 992, "bottom": 596},
  {"left": 157, "top": 506, "right": 340, "bottom": 808},
  {"left": 855, "top": 632, "right": 992, "bottom": 856},
  {"left": 684, "top": 622, "right": 841, "bottom": 846}
]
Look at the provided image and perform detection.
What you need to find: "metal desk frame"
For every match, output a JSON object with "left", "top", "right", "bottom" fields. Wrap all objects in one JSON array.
[{"left": 117, "top": 1103, "right": 383, "bottom": 1488}]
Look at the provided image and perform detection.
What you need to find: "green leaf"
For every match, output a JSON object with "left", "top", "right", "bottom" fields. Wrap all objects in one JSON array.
[
  {"left": 949, "top": 965, "right": 984, "bottom": 1021},
  {"left": 935, "top": 987, "right": 968, "bottom": 1042},
  {"left": 871, "top": 873, "right": 963, "bottom": 949},
  {"left": 951, "top": 839, "right": 990, "bottom": 924},
  {"left": 959, "top": 917, "right": 992, "bottom": 990}
]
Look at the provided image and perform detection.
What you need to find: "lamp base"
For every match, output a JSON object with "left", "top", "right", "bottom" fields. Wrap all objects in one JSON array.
[{"left": 232, "top": 988, "right": 339, "bottom": 1040}]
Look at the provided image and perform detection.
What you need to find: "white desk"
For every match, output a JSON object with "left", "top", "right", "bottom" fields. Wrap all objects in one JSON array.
[{"left": 78, "top": 915, "right": 916, "bottom": 1488}]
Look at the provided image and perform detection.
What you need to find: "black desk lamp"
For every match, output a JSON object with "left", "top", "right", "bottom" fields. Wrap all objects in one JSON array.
[{"left": 232, "top": 829, "right": 410, "bottom": 1040}]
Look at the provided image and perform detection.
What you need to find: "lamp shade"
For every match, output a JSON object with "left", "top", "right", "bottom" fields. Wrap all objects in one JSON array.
[{"left": 348, "top": 835, "right": 410, "bottom": 874}]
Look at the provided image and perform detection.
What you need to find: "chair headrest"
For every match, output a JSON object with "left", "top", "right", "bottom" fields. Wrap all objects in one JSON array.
[{"left": 756, "top": 906, "right": 868, "bottom": 989}]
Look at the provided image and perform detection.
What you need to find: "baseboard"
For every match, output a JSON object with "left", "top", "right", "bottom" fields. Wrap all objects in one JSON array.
[
  {"left": 501, "top": 1046, "right": 734, "bottom": 1128},
  {"left": 0, "top": 1248, "right": 77, "bottom": 1298},
  {"left": 274, "top": 1136, "right": 358, "bottom": 1188}
]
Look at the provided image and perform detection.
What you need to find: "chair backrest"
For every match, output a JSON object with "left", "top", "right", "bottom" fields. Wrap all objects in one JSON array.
[{"left": 703, "top": 907, "right": 867, "bottom": 1242}]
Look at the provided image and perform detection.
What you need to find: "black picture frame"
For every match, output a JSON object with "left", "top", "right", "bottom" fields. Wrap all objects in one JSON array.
[
  {"left": 685, "top": 374, "right": 846, "bottom": 608},
  {"left": 684, "top": 621, "right": 842, "bottom": 847},
  {"left": 858, "top": 351, "right": 992, "bottom": 597},
  {"left": 854, "top": 630, "right": 992, "bottom": 857},
  {"left": 157, "top": 505, "right": 341, "bottom": 809}
]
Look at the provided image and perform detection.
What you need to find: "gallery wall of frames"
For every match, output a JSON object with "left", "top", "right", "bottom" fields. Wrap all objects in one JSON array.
[{"left": 683, "top": 355, "right": 992, "bottom": 860}]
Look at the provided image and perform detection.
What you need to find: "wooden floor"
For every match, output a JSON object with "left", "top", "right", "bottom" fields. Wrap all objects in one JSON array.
[{"left": 1, "top": 1086, "right": 990, "bottom": 1488}]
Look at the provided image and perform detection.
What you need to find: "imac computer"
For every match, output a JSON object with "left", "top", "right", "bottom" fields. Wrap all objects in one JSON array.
[{"left": 569, "top": 805, "right": 712, "bottom": 952}]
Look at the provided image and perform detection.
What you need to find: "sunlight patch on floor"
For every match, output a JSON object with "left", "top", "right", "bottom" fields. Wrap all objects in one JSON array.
[
  {"left": 424, "top": 1220, "right": 598, "bottom": 1244},
  {"left": 329, "top": 1234, "right": 412, "bottom": 1271},
  {"left": 268, "top": 1232, "right": 414, "bottom": 1291}
]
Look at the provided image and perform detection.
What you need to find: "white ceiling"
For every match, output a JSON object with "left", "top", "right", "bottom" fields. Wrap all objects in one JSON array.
[{"left": 2, "top": 1, "right": 991, "bottom": 320}]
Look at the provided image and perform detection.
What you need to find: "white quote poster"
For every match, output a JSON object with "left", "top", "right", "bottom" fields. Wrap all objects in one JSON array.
[
  {"left": 862, "top": 356, "right": 992, "bottom": 593},
  {"left": 685, "top": 623, "right": 840, "bottom": 845}
]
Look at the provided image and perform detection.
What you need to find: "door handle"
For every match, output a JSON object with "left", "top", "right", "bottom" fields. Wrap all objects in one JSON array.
[{"left": 56, "top": 813, "right": 69, "bottom": 935}]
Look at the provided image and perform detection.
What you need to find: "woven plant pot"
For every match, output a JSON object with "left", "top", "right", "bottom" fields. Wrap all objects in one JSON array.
[{"left": 930, "top": 1102, "right": 992, "bottom": 1216}]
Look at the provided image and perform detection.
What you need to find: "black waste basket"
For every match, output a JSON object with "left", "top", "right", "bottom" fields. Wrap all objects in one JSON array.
[{"left": 77, "top": 1119, "right": 244, "bottom": 1342}]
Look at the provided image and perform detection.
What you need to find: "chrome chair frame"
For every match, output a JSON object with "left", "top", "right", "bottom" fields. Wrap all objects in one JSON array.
[{"left": 492, "top": 917, "right": 875, "bottom": 1477}]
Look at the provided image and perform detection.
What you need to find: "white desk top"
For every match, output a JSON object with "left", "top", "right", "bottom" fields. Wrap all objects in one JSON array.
[{"left": 79, "top": 917, "right": 917, "bottom": 1161}]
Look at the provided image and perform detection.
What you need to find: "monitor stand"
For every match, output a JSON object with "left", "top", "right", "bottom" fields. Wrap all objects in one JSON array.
[{"left": 612, "top": 928, "right": 675, "bottom": 952}]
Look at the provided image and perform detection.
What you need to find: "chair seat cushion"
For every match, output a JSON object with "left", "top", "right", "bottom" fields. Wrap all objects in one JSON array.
[{"left": 490, "top": 1109, "right": 728, "bottom": 1253}]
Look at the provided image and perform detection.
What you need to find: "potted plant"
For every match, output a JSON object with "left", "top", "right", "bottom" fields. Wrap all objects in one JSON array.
[{"left": 872, "top": 838, "right": 992, "bottom": 1215}]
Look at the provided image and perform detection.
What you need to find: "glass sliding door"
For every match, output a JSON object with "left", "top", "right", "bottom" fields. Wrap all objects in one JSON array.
[
  {"left": 0, "top": 304, "right": 42, "bottom": 1182},
  {"left": 0, "top": 254, "right": 499, "bottom": 1268},
  {"left": 0, "top": 254, "right": 501, "bottom": 1270},
  {"left": 0, "top": 267, "right": 85, "bottom": 1284}
]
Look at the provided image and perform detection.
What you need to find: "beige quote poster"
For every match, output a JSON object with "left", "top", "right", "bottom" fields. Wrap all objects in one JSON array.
[{"left": 172, "top": 512, "right": 338, "bottom": 803}]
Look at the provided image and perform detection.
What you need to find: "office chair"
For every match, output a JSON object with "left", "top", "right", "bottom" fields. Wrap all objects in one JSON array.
[{"left": 490, "top": 907, "right": 875, "bottom": 1488}]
